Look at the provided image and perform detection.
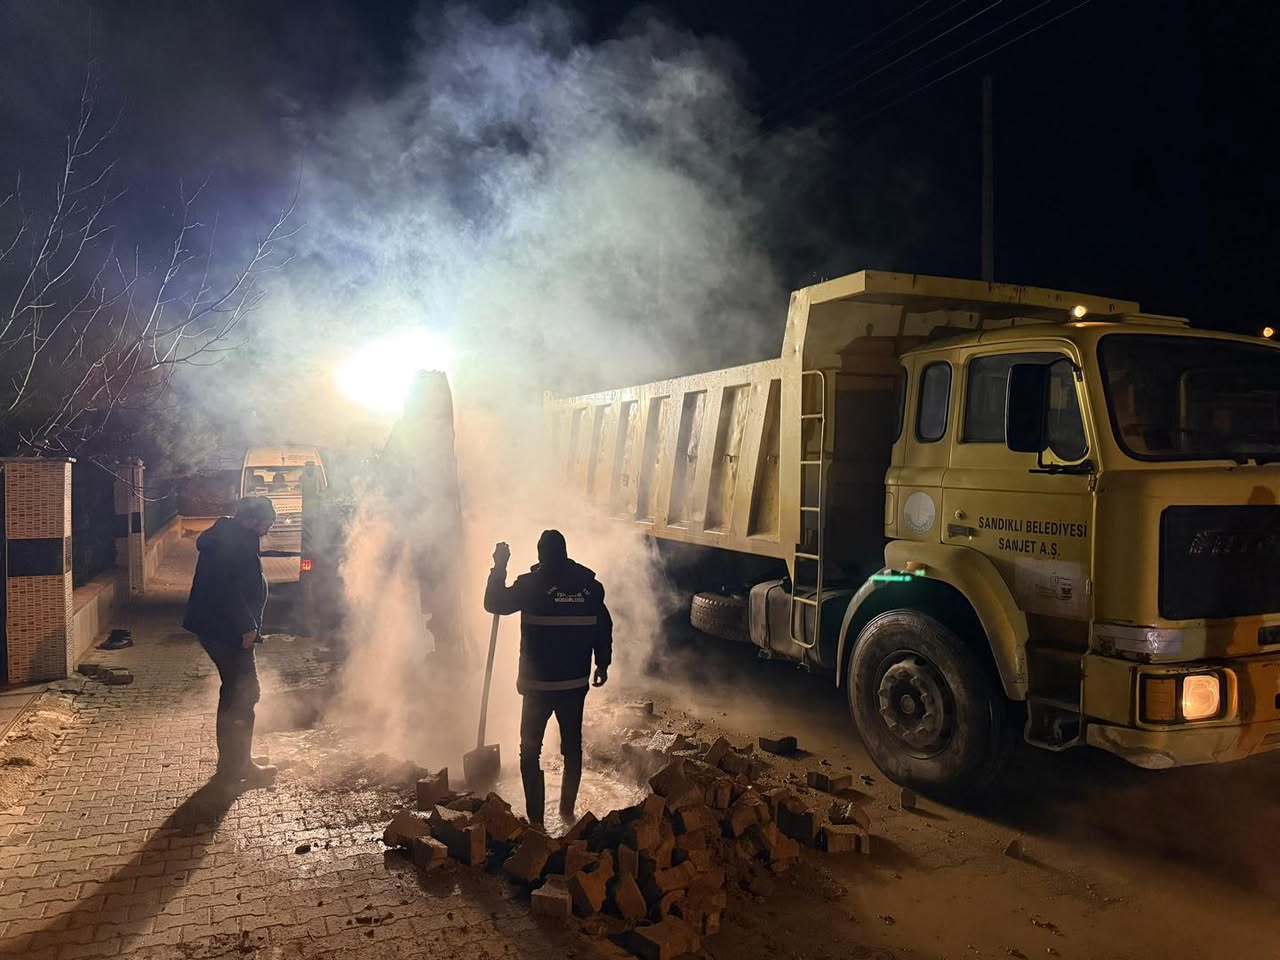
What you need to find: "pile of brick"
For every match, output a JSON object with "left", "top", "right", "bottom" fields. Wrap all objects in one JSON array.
[{"left": 382, "top": 737, "right": 871, "bottom": 960}]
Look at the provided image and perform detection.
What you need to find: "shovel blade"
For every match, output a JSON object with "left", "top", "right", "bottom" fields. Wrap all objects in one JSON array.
[{"left": 462, "top": 744, "right": 501, "bottom": 788}]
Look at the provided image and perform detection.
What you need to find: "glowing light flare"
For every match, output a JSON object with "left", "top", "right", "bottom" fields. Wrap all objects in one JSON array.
[
  {"left": 1071, "top": 305, "right": 1088, "bottom": 319},
  {"left": 1263, "top": 326, "right": 1275, "bottom": 339},
  {"left": 336, "top": 329, "right": 455, "bottom": 414}
]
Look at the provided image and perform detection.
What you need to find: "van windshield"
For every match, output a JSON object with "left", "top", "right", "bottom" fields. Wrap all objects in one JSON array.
[
  {"left": 243, "top": 467, "right": 308, "bottom": 496},
  {"left": 1098, "top": 334, "right": 1280, "bottom": 463}
]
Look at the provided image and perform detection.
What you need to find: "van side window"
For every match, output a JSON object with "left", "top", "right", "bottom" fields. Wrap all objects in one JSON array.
[
  {"left": 916, "top": 362, "right": 951, "bottom": 443},
  {"left": 963, "top": 352, "right": 1060, "bottom": 442}
]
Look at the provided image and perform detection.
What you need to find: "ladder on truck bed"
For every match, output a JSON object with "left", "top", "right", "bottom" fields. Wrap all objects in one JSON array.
[{"left": 790, "top": 369, "right": 826, "bottom": 652}]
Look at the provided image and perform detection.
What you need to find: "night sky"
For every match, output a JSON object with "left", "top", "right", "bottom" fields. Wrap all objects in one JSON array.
[{"left": 2, "top": 0, "right": 1276, "bottom": 335}]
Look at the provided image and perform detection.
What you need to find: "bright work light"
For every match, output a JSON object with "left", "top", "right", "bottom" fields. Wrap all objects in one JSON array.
[{"left": 337, "top": 329, "right": 455, "bottom": 414}]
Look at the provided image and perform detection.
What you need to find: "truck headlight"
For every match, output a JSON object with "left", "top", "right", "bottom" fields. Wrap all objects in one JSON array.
[
  {"left": 1181, "top": 674, "right": 1221, "bottom": 720},
  {"left": 1140, "top": 672, "right": 1223, "bottom": 723}
]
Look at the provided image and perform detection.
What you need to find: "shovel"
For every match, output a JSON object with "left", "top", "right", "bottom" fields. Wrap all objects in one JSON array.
[{"left": 462, "top": 613, "right": 502, "bottom": 787}]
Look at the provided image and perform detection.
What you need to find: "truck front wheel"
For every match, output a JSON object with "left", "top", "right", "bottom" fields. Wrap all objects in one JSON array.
[{"left": 848, "top": 610, "right": 1007, "bottom": 797}]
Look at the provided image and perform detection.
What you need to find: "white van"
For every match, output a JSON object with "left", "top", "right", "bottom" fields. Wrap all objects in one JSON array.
[{"left": 240, "top": 446, "right": 327, "bottom": 555}]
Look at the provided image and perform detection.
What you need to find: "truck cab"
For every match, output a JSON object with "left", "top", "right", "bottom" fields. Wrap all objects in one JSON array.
[{"left": 547, "top": 271, "right": 1280, "bottom": 795}]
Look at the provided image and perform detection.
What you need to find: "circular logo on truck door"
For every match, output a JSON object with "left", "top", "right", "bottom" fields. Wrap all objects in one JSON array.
[{"left": 903, "top": 492, "right": 937, "bottom": 536}]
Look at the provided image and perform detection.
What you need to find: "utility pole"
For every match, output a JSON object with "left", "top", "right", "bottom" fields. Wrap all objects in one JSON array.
[{"left": 981, "top": 73, "right": 994, "bottom": 282}]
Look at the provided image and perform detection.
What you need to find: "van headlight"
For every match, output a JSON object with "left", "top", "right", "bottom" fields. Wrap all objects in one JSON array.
[{"left": 1140, "top": 672, "right": 1223, "bottom": 723}]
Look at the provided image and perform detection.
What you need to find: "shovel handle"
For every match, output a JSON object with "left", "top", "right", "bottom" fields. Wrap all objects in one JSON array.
[{"left": 476, "top": 613, "right": 500, "bottom": 750}]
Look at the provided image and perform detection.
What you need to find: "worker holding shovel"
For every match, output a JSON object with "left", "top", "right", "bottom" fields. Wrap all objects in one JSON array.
[{"left": 484, "top": 530, "right": 612, "bottom": 829}]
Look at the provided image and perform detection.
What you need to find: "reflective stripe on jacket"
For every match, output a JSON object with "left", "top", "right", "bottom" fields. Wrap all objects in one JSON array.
[{"left": 483, "top": 559, "right": 612, "bottom": 694}]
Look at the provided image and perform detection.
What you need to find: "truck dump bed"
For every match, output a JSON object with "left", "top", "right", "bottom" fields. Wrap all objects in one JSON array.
[{"left": 546, "top": 270, "right": 1137, "bottom": 580}]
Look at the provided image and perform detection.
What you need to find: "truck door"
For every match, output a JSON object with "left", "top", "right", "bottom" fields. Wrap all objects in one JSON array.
[
  {"left": 942, "top": 347, "right": 1096, "bottom": 645},
  {"left": 891, "top": 356, "right": 954, "bottom": 545}
]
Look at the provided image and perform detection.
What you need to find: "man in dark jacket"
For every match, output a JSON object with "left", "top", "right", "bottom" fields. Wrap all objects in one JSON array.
[
  {"left": 484, "top": 530, "right": 612, "bottom": 827},
  {"left": 183, "top": 496, "right": 277, "bottom": 787}
]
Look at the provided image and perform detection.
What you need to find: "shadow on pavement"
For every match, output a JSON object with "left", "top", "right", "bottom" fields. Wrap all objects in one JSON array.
[{"left": 18, "top": 781, "right": 241, "bottom": 954}]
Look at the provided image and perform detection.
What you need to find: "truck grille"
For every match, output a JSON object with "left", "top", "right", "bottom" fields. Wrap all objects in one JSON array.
[{"left": 1159, "top": 506, "right": 1280, "bottom": 620}]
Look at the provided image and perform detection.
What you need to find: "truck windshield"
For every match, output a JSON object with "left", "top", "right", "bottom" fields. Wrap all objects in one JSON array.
[{"left": 1098, "top": 334, "right": 1280, "bottom": 463}]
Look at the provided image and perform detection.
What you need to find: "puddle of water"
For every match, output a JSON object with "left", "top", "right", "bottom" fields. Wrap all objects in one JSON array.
[{"left": 487, "top": 763, "right": 647, "bottom": 835}]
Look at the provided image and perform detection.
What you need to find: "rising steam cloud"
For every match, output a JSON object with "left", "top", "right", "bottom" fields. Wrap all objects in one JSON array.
[{"left": 270, "top": 4, "right": 834, "bottom": 768}]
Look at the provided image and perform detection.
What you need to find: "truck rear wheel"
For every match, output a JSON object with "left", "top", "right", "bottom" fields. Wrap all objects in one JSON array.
[
  {"left": 690, "top": 592, "right": 747, "bottom": 643},
  {"left": 848, "top": 610, "right": 1007, "bottom": 798}
]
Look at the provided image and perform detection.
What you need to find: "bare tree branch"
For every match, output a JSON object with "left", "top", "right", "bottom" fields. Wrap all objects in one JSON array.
[{"left": 0, "top": 68, "right": 296, "bottom": 456}]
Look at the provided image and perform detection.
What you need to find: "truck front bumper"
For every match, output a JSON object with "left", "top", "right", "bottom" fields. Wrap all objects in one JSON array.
[{"left": 1083, "top": 650, "right": 1280, "bottom": 769}]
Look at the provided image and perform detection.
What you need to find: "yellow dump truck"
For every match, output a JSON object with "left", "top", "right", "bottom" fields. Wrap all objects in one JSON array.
[{"left": 546, "top": 270, "right": 1280, "bottom": 794}]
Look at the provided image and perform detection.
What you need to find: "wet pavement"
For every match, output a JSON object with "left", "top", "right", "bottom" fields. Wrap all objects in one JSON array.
[{"left": 0, "top": 540, "right": 631, "bottom": 960}]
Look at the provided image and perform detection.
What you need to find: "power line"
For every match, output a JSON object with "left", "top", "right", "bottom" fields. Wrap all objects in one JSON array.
[
  {"left": 759, "top": 0, "right": 1010, "bottom": 130},
  {"left": 851, "top": 0, "right": 1094, "bottom": 123},
  {"left": 849, "top": 0, "right": 1059, "bottom": 116},
  {"left": 753, "top": 0, "right": 948, "bottom": 117}
]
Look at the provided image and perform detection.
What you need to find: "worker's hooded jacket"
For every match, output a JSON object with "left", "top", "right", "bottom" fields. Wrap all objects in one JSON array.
[
  {"left": 484, "top": 559, "right": 613, "bottom": 694},
  {"left": 182, "top": 517, "right": 268, "bottom": 645}
]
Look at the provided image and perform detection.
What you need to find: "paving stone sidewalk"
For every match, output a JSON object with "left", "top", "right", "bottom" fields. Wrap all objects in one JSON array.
[{"left": 0, "top": 542, "right": 618, "bottom": 960}]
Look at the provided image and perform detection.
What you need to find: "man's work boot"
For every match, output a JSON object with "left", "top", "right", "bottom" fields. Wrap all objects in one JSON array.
[
  {"left": 558, "top": 757, "right": 582, "bottom": 822},
  {"left": 522, "top": 763, "right": 546, "bottom": 829}
]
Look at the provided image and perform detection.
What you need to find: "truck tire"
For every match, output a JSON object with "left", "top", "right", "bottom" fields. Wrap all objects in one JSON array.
[
  {"left": 848, "top": 610, "right": 1008, "bottom": 798},
  {"left": 690, "top": 592, "right": 748, "bottom": 643}
]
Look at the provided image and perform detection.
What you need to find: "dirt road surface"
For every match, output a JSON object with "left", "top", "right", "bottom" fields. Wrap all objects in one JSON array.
[{"left": 618, "top": 629, "right": 1280, "bottom": 960}]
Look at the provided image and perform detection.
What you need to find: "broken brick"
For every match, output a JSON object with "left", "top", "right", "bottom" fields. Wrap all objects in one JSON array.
[
  {"left": 564, "top": 811, "right": 599, "bottom": 844},
  {"left": 626, "top": 817, "right": 661, "bottom": 854},
  {"left": 719, "top": 750, "right": 752, "bottom": 778},
  {"left": 503, "top": 829, "right": 558, "bottom": 883},
  {"left": 725, "top": 792, "right": 769, "bottom": 838},
  {"left": 565, "top": 841, "right": 594, "bottom": 877},
  {"left": 762, "top": 787, "right": 797, "bottom": 819},
  {"left": 444, "top": 793, "right": 485, "bottom": 813},
  {"left": 652, "top": 890, "right": 683, "bottom": 922},
  {"left": 647, "top": 861, "right": 698, "bottom": 895},
  {"left": 647, "top": 731, "right": 693, "bottom": 755},
  {"left": 758, "top": 735, "right": 798, "bottom": 755},
  {"left": 625, "top": 916, "right": 702, "bottom": 960},
  {"left": 569, "top": 858, "right": 613, "bottom": 916},
  {"left": 899, "top": 787, "right": 918, "bottom": 810},
  {"left": 806, "top": 770, "right": 853, "bottom": 794},
  {"left": 616, "top": 844, "right": 639, "bottom": 879},
  {"left": 703, "top": 736, "right": 732, "bottom": 768},
  {"left": 819, "top": 824, "right": 863, "bottom": 854},
  {"left": 429, "top": 806, "right": 474, "bottom": 832},
  {"left": 410, "top": 835, "right": 449, "bottom": 871},
  {"left": 829, "top": 800, "right": 872, "bottom": 830},
  {"left": 674, "top": 805, "right": 717, "bottom": 836},
  {"left": 705, "top": 778, "right": 733, "bottom": 811},
  {"left": 609, "top": 872, "right": 648, "bottom": 921},
  {"left": 648, "top": 759, "right": 690, "bottom": 799},
  {"left": 777, "top": 804, "right": 821, "bottom": 847},
  {"left": 641, "top": 794, "right": 667, "bottom": 820},
  {"left": 382, "top": 812, "right": 431, "bottom": 848},
  {"left": 475, "top": 795, "right": 524, "bottom": 842},
  {"left": 415, "top": 769, "right": 450, "bottom": 810},
  {"left": 531, "top": 876, "right": 573, "bottom": 920}
]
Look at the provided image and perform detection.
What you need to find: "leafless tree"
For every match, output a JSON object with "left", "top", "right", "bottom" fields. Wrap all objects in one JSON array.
[{"left": 0, "top": 71, "right": 296, "bottom": 456}]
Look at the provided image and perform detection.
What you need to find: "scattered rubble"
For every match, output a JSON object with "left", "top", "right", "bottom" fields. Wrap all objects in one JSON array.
[
  {"left": 1004, "top": 837, "right": 1025, "bottom": 860},
  {"left": 806, "top": 770, "right": 853, "bottom": 794},
  {"left": 757, "top": 735, "right": 798, "bottom": 756},
  {"left": 899, "top": 787, "right": 918, "bottom": 811},
  {"left": 77, "top": 662, "right": 134, "bottom": 685},
  {"left": 380, "top": 736, "right": 876, "bottom": 957}
]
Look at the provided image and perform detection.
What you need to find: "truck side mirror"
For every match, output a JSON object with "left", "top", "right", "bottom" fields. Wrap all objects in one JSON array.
[{"left": 1005, "top": 363, "right": 1050, "bottom": 453}]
